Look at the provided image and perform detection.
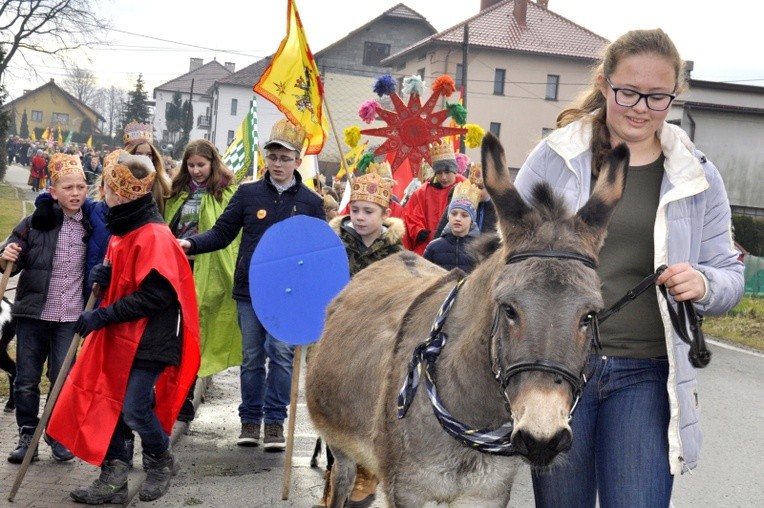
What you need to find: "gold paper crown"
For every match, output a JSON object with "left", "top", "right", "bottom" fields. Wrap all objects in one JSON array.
[
  {"left": 122, "top": 121, "right": 153, "bottom": 144},
  {"left": 449, "top": 181, "right": 481, "bottom": 217},
  {"left": 468, "top": 162, "right": 483, "bottom": 185},
  {"left": 48, "top": 153, "right": 85, "bottom": 184},
  {"left": 365, "top": 160, "right": 393, "bottom": 180},
  {"left": 103, "top": 149, "right": 156, "bottom": 200},
  {"left": 350, "top": 172, "right": 392, "bottom": 208},
  {"left": 429, "top": 141, "right": 456, "bottom": 162},
  {"left": 264, "top": 118, "right": 307, "bottom": 153}
]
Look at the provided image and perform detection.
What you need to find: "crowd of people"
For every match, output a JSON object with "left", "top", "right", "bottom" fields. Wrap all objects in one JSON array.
[{"left": 0, "top": 27, "right": 746, "bottom": 508}]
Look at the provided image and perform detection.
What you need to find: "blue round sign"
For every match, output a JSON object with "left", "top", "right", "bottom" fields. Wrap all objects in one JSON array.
[{"left": 249, "top": 215, "right": 349, "bottom": 345}]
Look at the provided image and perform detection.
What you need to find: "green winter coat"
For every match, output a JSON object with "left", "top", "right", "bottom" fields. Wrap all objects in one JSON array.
[
  {"left": 164, "top": 186, "right": 242, "bottom": 377},
  {"left": 330, "top": 215, "right": 405, "bottom": 276}
]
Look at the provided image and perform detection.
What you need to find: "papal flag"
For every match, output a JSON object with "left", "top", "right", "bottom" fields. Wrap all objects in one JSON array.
[
  {"left": 86, "top": 135, "right": 93, "bottom": 149},
  {"left": 253, "top": 0, "right": 328, "bottom": 155},
  {"left": 57, "top": 126, "right": 63, "bottom": 145},
  {"left": 30, "top": 130, "right": 36, "bottom": 141},
  {"left": 223, "top": 97, "right": 258, "bottom": 183},
  {"left": 41, "top": 128, "right": 50, "bottom": 141}
]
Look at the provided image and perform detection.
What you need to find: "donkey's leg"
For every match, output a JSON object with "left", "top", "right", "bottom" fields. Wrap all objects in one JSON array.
[{"left": 327, "top": 449, "right": 355, "bottom": 508}]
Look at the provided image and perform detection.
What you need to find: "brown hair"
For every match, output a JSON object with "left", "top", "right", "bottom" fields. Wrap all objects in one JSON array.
[
  {"left": 173, "top": 139, "right": 235, "bottom": 200},
  {"left": 556, "top": 29, "right": 686, "bottom": 175},
  {"left": 124, "top": 139, "right": 171, "bottom": 212}
]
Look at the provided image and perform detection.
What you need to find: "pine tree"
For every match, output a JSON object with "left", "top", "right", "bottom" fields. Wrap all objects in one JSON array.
[
  {"left": 19, "top": 109, "right": 29, "bottom": 138},
  {"left": 123, "top": 74, "right": 150, "bottom": 125}
]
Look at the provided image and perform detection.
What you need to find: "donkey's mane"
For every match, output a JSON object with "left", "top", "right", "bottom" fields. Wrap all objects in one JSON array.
[{"left": 528, "top": 182, "right": 571, "bottom": 222}]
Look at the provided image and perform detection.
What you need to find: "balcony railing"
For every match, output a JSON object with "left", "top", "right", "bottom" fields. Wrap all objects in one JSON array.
[{"left": 197, "top": 115, "right": 211, "bottom": 129}]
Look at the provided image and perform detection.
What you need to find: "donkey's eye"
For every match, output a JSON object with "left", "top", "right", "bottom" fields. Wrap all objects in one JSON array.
[
  {"left": 502, "top": 304, "right": 518, "bottom": 321},
  {"left": 580, "top": 312, "right": 596, "bottom": 328}
]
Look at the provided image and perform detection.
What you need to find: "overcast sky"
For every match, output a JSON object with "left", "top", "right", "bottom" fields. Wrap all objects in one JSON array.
[{"left": 5, "top": 0, "right": 764, "bottom": 100}]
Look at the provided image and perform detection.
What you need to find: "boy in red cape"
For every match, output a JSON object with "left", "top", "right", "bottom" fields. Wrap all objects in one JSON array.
[{"left": 47, "top": 149, "right": 200, "bottom": 505}]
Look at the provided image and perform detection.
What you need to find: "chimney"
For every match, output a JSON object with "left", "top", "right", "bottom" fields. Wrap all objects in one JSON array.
[
  {"left": 480, "top": 0, "right": 502, "bottom": 10},
  {"left": 224, "top": 62, "right": 236, "bottom": 73},
  {"left": 189, "top": 58, "right": 203, "bottom": 71},
  {"left": 537, "top": 0, "right": 549, "bottom": 9},
  {"left": 514, "top": 0, "right": 528, "bottom": 28}
]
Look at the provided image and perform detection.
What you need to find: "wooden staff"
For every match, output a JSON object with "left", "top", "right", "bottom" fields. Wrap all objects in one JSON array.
[
  {"left": 281, "top": 345, "right": 303, "bottom": 500},
  {"left": 0, "top": 261, "right": 14, "bottom": 299},
  {"left": 8, "top": 271, "right": 104, "bottom": 502}
]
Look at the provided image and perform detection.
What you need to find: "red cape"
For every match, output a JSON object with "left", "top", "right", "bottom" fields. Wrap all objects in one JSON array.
[
  {"left": 402, "top": 175, "right": 464, "bottom": 254},
  {"left": 48, "top": 222, "right": 200, "bottom": 465}
]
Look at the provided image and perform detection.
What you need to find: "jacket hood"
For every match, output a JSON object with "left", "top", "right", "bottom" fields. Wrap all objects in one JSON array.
[{"left": 330, "top": 215, "right": 405, "bottom": 246}]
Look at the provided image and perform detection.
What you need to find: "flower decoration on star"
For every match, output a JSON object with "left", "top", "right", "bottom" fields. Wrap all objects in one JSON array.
[{"left": 359, "top": 74, "right": 468, "bottom": 176}]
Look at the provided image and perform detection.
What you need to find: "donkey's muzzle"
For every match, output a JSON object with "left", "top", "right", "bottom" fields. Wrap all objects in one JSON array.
[{"left": 511, "top": 427, "right": 572, "bottom": 467}]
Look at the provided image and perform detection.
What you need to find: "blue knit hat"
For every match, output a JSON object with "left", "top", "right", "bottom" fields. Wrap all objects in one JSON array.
[{"left": 448, "top": 181, "right": 480, "bottom": 222}]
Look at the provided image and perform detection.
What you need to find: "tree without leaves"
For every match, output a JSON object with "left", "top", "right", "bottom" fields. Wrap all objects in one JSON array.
[
  {"left": 63, "top": 64, "right": 98, "bottom": 106},
  {"left": 0, "top": 0, "right": 108, "bottom": 79}
]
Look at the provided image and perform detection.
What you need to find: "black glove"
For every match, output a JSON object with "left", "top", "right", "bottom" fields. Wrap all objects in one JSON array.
[
  {"left": 416, "top": 229, "right": 431, "bottom": 243},
  {"left": 89, "top": 263, "right": 112, "bottom": 288},
  {"left": 74, "top": 307, "right": 116, "bottom": 337}
]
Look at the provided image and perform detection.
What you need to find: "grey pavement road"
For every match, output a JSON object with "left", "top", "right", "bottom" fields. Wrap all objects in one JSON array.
[{"left": 1, "top": 162, "right": 763, "bottom": 507}]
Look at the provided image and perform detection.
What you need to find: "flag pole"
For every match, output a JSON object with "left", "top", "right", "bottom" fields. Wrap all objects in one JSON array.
[{"left": 321, "top": 92, "right": 351, "bottom": 181}]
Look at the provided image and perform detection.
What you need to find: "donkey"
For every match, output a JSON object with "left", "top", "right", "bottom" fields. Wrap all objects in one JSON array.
[{"left": 306, "top": 133, "right": 629, "bottom": 507}]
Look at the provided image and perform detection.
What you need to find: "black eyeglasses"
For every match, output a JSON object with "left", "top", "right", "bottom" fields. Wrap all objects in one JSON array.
[
  {"left": 266, "top": 154, "right": 296, "bottom": 164},
  {"left": 605, "top": 77, "right": 676, "bottom": 112}
]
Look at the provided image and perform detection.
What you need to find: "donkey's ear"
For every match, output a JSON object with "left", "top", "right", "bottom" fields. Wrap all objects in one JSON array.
[
  {"left": 576, "top": 143, "right": 630, "bottom": 238},
  {"left": 481, "top": 132, "right": 531, "bottom": 224}
]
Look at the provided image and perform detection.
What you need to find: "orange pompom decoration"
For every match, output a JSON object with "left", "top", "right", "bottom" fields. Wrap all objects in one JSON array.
[{"left": 432, "top": 75, "right": 456, "bottom": 97}]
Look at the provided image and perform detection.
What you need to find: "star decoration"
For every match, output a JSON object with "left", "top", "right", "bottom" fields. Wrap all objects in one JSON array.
[{"left": 360, "top": 90, "right": 467, "bottom": 177}]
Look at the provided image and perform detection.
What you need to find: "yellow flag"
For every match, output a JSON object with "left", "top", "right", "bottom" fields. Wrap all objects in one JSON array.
[
  {"left": 253, "top": 0, "right": 328, "bottom": 155},
  {"left": 86, "top": 135, "right": 93, "bottom": 148},
  {"left": 57, "top": 126, "right": 63, "bottom": 144},
  {"left": 42, "top": 128, "right": 49, "bottom": 141},
  {"left": 30, "top": 130, "right": 36, "bottom": 141},
  {"left": 336, "top": 141, "right": 367, "bottom": 179}
]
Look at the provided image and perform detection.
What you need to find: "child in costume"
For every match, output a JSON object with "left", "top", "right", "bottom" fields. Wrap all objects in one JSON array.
[
  {"left": 423, "top": 181, "right": 481, "bottom": 273},
  {"left": 315, "top": 172, "right": 404, "bottom": 507},
  {"left": 164, "top": 139, "right": 241, "bottom": 422},
  {"left": 47, "top": 150, "right": 200, "bottom": 504},
  {"left": 1, "top": 153, "right": 90, "bottom": 464}
]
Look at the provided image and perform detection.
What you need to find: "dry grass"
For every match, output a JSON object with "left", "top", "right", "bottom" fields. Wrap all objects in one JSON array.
[{"left": 705, "top": 296, "right": 764, "bottom": 352}]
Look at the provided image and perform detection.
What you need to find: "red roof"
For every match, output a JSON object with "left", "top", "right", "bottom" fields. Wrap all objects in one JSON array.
[{"left": 386, "top": 0, "right": 608, "bottom": 63}]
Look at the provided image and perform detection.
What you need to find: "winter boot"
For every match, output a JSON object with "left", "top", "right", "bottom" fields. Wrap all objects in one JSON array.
[
  {"left": 125, "top": 436, "right": 135, "bottom": 469},
  {"left": 70, "top": 459, "right": 129, "bottom": 505},
  {"left": 7, "top": 426, "right": 38, "bottom": 464},
  {"left": 347, "top": 465, "right": 378, "bottom": 508},
  {"left": 311, "top": 468, "right": 332, "bottom": 508},
  {"left": 138, "top": 449, "right": 179, "bottom": 502}
]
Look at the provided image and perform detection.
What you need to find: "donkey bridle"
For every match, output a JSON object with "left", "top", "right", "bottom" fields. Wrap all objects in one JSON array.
[
  {"left": 396, "top": 249, "right": 597, "bottom": 456},
  {"left": 491, "top": 250, "right": 597, "bottom": 418}
]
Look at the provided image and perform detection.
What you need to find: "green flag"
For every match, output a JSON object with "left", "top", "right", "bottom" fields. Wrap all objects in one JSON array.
[{"left": 223, "top": 96, "right": 258, "bottom": 183}]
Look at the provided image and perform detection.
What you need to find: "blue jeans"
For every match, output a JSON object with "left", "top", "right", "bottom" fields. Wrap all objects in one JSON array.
[
  {"left": 236, "top": 300, "right": 294, "bottom": 425},
  {"left": 14, "top": 318, "right": 76, "bottom": 429},
  {"left": 532, "top": 355, "right": 673, "bottom": 508},
  {"left": 106, "top": 367, "right": 169, "bottom": 462}
]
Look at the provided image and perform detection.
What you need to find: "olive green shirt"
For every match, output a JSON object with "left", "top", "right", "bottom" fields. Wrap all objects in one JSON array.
[{"left": 596, "top": 155, "right": 666, "bottom": 358}]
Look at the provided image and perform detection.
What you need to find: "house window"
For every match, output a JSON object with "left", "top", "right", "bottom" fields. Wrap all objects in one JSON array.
[
  {"left": 363, "top": 41, "right": 390, "bottom": 66},
  {"left": 227, "top": 130, "right": 235, "bottom": 146},
  {"left": 31, "top": 110, "right": 43, "bottom": 122},
  {"left": 489, "top": 122, "right": 501, "bottom": 137},
  {"left": 52, "top": 112, "right": 69, "bottom": 125},
  {"left": 231, "top": 98, "right": 238, "bottom": 116},
  {"left": 417, "top": 68, "right": 425, "bottom": 80},
  {"left": 455, "top": 64, "right": 464, "bottom": 90},
  {"left": 546, "top": 75, "right": 560, "bottom": 100},
  {"left": 494, "top": 69, "right": 506, "bottom": 95}
]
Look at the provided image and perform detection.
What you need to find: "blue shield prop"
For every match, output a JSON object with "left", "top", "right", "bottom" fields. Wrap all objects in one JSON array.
[{"left": 249, "top": 216, "right": 349, "bottom": 345}]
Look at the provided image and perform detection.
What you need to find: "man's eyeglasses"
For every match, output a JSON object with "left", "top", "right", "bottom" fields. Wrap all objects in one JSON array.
[
  {"left": 266, "top": 155, "right": 296, "bottom": 164},
  {"left": 605, "top": 77, "right": 676, "bottom": 112}
]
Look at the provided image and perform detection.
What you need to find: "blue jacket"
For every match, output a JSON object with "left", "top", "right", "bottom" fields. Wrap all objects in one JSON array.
[
  {"left": 515, "top": 118, "right": 745, "bottom": 474},
  {"left": 423, "top": 223, "right": 479, "bottom": 273},
  {"left": 188, "top": 172, "right": 325, "bottom": 301}
]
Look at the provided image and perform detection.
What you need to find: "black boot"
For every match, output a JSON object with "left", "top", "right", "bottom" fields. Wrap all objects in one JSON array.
[
  {"left": 7, "top": 426, "right": 37, "bottom": 464},
  {"left": 70, "top": 459, "right": 129, "bottom": 505},
  {"left": 139, "top": 449, "right": 179, "bottom": 502}
]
